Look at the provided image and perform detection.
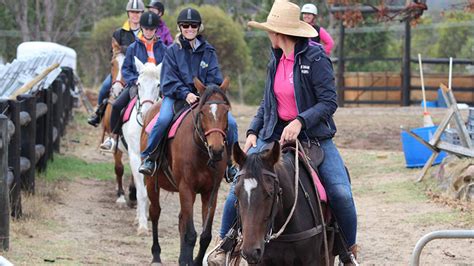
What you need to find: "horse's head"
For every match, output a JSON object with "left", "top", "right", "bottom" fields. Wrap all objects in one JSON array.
[
  {"left": 110, "top": 39, "right": 125, "bottom": 98},
  {"left": 134, "top": 56, "right": 161, "bottom": 106},
  {"left": 194, "top": 78, "right": 231, "bottom": 162},
  {"left": 233, "top": 141, "right": 281, "bottom": 264},
  {"left": 110, "top": 53, "right": 125, "bottom": 98}
]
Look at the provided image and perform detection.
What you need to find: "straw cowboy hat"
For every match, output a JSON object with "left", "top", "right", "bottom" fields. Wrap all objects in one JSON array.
[{"left": 248, "top": 0, "right": 317, "bottom": 38}]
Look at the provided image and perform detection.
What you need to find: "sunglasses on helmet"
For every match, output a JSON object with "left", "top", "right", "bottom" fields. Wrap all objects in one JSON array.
[{"left": 180, "top": 23, "right": 199, "bottom": 29}]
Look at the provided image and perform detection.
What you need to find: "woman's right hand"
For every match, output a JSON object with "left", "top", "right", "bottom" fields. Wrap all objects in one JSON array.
[
  {"left": 186, "top": 93, "right": 199, "bottom": 104},
  {"left": 243, "top": 134, "right": 257, "bottom": 153}
]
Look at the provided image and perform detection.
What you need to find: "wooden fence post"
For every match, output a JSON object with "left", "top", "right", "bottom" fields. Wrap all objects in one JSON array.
[
  {"left": 0, "top": 114, "right": 10, "bottom": 251},
  {"left": 52, "top": 80, "right": 62, "bottom": 153},
  {"left": 18, "top": 94, "right": 36, "bottom": 193},
  {"left": 7, "top": 100, "right": 22, "bottom": 216}
]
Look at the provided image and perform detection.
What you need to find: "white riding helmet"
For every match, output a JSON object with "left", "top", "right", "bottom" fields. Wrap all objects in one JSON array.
[
  {"left": 126, "top": 0, "right": 145, "bottom": 12},
  {"left": 301, "top": 3, "right": 318, "bottom": 15}
]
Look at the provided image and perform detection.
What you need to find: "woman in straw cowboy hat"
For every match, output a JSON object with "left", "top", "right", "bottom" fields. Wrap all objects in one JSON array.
[{"left": 207, "top": 0, "right": 358, "bottom": 264}]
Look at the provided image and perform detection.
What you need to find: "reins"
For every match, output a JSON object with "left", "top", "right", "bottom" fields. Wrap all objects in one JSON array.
[{"left": 266, "top": 140, "right": 300, "bottom": 241}]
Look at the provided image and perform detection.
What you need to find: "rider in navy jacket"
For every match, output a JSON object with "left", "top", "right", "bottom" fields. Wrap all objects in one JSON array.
[
  {"left": 248, "top": 39, "right": 338, "bottom": 141},
  {"left": 122, "top": 38, "right": 166, "bottom": 87},
  {"left": 110, "top": 12, "right": 167, "bottom": 137},
  {"left": 139, "top": 8, "right": 238, "bottom": 180},
  {"left": 160, "top": 35, "right": 223, "bottom": 100}
]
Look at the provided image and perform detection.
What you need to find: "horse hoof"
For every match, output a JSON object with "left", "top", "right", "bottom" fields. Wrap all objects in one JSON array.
[
  {"left": 116, "top": 196, "right": 127, "bottom": 207},
  {"left": 150, "top": 263, "right": 162, "bottom": 266},
  {"left": 127, "top": 199, "right": 137, "bottom": 208},
  {"left": 137, "top": 227, "right": 149, "bottom": 236}
]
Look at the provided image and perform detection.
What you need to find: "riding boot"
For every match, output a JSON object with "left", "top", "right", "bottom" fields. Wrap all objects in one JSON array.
[
  {"left": 139, "top": 144, "right": 161, "bottom": 176},
  {"left": 342, "top": 244, "right": 359, "bottom": 266},
  {"left": 88, "top": 101, "right": 107, "bottom": 127}
]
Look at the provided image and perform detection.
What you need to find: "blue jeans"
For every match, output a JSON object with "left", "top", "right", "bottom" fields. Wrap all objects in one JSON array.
[
  {"left": 219, "top": 138, "right": 357, "bottom": 247},
  {"left": 141, "top": 97, "right": 238, "bottom": 158},
  {"left": 98, "top": 74, "right": 112, "bottom": 105}
]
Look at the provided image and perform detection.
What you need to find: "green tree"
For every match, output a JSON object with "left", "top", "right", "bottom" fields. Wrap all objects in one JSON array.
[
  {"left": 79, "top": 14, "right": 127, "bottom": 86},
  {"left": 169, "top": 5, "right": 252, "bottom": 100}
]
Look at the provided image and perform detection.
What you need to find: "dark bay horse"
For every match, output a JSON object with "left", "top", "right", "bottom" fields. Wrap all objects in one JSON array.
[
  {"left": 233, "top": 141, "right": 334, "bottom": 265},
  {"left": 141, "top": 78, "right": 231, "bottom": 265}
]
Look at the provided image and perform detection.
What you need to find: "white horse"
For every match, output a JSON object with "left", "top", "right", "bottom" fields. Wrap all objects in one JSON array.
[{"left": 121, "top": 57, "right": 161, "bottom": 235}]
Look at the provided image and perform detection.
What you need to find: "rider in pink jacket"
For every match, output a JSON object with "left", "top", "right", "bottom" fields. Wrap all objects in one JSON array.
[{"left": 301, "top": 3, "right": 334, "bottom": 55}]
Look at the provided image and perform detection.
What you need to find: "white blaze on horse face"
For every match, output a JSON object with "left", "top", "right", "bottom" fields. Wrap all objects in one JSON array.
[
  {"left": 209, "top": 104, "right": 218, "bottom": 121},
  {"left": 244, "top": 178, "right": 258, "bottom": 206}
]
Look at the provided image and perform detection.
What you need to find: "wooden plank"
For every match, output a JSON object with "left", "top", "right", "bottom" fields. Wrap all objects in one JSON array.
[
  {"left": 401, "top": 127, "right": 438, "bottom": 152},
  {"left": 428, "top": 107, "right": 454, "bottom": 147},
  {"left": 437, "top": 141, "right": 474, "bottom": 157},
  {"left": 416, "top": 152, "right": 439, "bottom": 183}
]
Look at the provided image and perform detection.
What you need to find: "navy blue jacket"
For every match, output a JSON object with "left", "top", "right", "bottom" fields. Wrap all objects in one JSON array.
[
  {"left": 161, "top": 35, "right": 223, "bottom": 100},
  {"left": 122, "top": 38, "right": 167, "bottom": 87},
  {"left": 248, "top": 39, "right": 338, "bottom": 141}
]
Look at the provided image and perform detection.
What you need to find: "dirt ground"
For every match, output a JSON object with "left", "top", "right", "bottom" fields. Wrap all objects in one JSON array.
[{"left": 1, "top": 103, "right": 473, "bottom": 265}]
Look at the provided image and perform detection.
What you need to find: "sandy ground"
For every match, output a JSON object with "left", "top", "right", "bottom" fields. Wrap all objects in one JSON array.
[{"left": 1, "top": 104, "right": 473, "bottom": 265}]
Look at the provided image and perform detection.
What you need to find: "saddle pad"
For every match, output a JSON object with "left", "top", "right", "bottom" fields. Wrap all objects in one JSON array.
[
  {"left": 308, "top": 165, "right": 327, "bottom": 203},
  {"left": 122, "top": 96, "right": 137, "bottom": 123},
  {"left": 145, "top": 107, "right": 194, "bottom": 139}
]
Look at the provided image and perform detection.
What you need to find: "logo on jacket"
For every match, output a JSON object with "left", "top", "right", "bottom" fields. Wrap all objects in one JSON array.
[
  {"left": 300, "top": 64, "right": 310, "bottom": 74},
  {"left": 200, "top": 61, "right": 209, "bottom": 69}
]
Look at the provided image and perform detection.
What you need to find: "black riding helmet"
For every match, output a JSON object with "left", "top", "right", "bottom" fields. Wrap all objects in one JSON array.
[
  {"left": 177, "top": 8, "right": 201, "bottom": 25},
  {"left": 140, "top": 11, "right": 160, "bottom": 29},
  {"left": 146, "top": 1, "right": 165, "bottom": 15}
]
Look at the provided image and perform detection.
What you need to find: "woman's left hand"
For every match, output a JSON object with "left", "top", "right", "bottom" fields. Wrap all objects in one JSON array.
[{"left": 280, "top": 119, "right": 302, "bottom": 144}]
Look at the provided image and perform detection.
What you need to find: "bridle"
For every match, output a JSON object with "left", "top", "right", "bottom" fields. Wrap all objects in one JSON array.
[
  {"left": 191, "top": 99, "right": 229, "bottom": 166},
  {"left": 135, "top": 82, "right": 160, "bottom": 127},
  {"left": 235, "top": 168, "right": 282, "bottom": 243}
]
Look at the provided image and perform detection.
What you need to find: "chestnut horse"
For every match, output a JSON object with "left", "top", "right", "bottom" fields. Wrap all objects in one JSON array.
[
  {"left": 141, "top": 78, "right": 230, "bottom": 265},
  {"left": 100, "top": 39, "right": 131, "bottom": 206},
  {"left": 232, "top": 141, "right": 334, "bottom": 265}
]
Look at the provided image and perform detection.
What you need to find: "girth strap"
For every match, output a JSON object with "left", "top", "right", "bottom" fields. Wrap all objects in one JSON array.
[{"left": 272, "top": 225, "right": 323, "bottom": 242}]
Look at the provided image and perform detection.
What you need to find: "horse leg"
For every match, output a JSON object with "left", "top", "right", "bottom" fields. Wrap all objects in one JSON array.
[
  {"left": 194, "top": 191, "right": 218, "bottom": 266},
  {"left": 114, "top": 149, "right": 126, "bottom": 206},
  {"left": 178, "top": 186, "right": 197, "bottom": 266},
  {"left": 147, "top": 177, "right": 162, "bottom": 265},
  {"left": 130, "top": 153, "right": 149, "bottom": 236}
]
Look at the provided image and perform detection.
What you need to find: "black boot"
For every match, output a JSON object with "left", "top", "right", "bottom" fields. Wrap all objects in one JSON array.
[
  {"left": 139, "top": 157, "right": 157, "bottom": 176},
  {"left": 88, "top": 102, "right": 107, "bottom": 127}
]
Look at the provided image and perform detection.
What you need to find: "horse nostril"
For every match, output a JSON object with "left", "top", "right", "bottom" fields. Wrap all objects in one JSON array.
[{"left": 254, "top": 248, "right": 262, "bottom": 259}]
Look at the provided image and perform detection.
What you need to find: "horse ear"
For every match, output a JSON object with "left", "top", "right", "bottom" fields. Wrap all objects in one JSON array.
[
  {"left": 262, "top": 141, "right": 280, "bottom": 166},
  {"left": 233, "top": 142, "right": 246, "bottom": 167},
  {"left": 219, "top": 77, "right": 230, "bottom": 93},
  {"left": 134, "top": 56, "right": 145, "bottom": 73},
  {"left": 194, "top": 77, "right": 206, "bottom": 95}
]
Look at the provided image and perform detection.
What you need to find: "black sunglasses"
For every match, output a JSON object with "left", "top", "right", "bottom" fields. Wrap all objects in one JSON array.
[{"left": 180, "top": 23, "right": 199, "bottom": 29}]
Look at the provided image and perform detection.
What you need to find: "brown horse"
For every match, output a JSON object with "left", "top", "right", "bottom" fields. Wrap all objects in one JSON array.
[
  {"left": 141, "top": 78, "right": 231, "bottom": 265},
  {"left": 232, "top": 141, "right": 334, "bottom": 265},
  {"left": 100, "top": 39, "right": 135, "bottom": 206}
]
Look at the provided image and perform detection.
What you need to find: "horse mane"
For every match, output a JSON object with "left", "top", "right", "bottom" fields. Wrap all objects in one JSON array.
[{"left": 198, "top": 84, "right": 231, "bottom": 109}]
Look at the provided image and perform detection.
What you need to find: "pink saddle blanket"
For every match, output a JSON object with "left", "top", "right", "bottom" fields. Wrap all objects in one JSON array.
[
  {"left": 145, "top": 105, "right": 195, "bottom": 139},
  {"left": 122, "top": 96, "right": 137, "bottom": 123},
  {"left": 309, "top": 165, "right": 327, "bottom": 203}
]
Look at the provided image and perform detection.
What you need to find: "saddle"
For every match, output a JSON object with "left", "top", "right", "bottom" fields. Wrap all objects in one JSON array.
[{"left": 144, "top": 101, "right": 198, "bottom": 190}]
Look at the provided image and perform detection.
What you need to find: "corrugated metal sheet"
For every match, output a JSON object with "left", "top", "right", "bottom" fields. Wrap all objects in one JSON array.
[{"left": 0, "top": 53, "right": 65, "bottom": 98}]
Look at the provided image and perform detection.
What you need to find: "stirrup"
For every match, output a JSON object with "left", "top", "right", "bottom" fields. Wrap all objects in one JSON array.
[
  {"left": 139, "top": 159, "right": 157, "bottom": 176},
  {"left": 99, "top": 137, "right": 116, "bottom": 152}
]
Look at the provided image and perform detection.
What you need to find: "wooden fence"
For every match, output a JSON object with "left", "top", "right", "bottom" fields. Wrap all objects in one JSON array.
[{"left": 0, "top": 56, "right": 75, "bottom": 251}]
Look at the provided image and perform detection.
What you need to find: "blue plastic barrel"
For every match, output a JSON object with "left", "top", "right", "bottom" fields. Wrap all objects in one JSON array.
[{"left": 401, "top": 126, "right": 447, "bottom": 168}]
